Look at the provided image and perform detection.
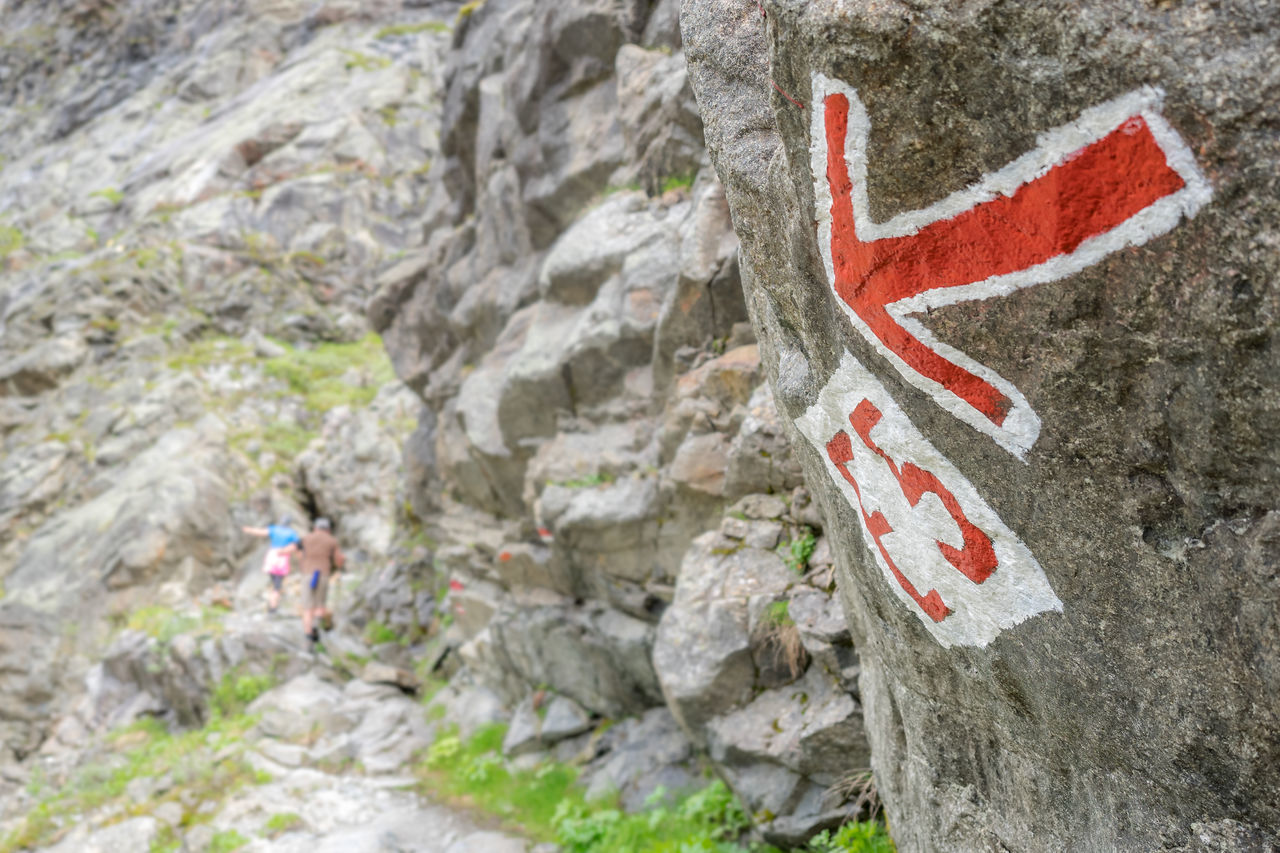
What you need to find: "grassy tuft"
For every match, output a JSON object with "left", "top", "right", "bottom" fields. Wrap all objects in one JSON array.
[
  {"left": 209, "top": 829, "right": 250, "bottom": 852},
  {"left": 90, "top": 187, "right": 125, "bottom": 205},
  {"left": 777, "top": 527, "right": 817, "bottom": 575},
  {"left": 376, "top": 21, "right": 449, "bottom": 38},
  {"left": 0, "top": 224, "right": 24, "bottom": 259},
  {"left": 261, "top": 332, "right": 396, "bottom": 413},
  {"left": 364, "top": 620, "right": 400, "bottom": 646},
  {"left": 209, "top": 671, "right": 275, "bottom": 720},
  {"left": 552, "top": 471, "right": 615, "bottom": 489},
  {"left": 803, "top": 822, "right": 896, "bottom": 853},
  {"left": 263, "top": 812, "right": 302, "bottom": 837},
  {"left": 416, "top": 724, "right": 786, "bottom": 852},
  {"left": 659, "top": 171, "right": 697, "bottom": 194},
  {"left": 0, "top": 713, "right": 267, "bottom": 853},
  {"left": 125, "top": 605, "right": 227, "bottom": 645}
]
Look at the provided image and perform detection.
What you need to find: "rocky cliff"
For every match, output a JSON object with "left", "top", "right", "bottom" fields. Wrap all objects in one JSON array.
[
  {"left": 0, "top": 0, "right": 874, "bottom": 848},
  {"left": 683, "top": 0, "right": 1278, "bottom": 850},
  {"left": 367, "top": 0, "right": 872, "bottom": 841}
]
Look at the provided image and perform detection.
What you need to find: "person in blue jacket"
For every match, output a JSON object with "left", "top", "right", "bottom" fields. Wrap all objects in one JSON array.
[{"left": 242, "top": 515, "right": 301, "bottom": 613}]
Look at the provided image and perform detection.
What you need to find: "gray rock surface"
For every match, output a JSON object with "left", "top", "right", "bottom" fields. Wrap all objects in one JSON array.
[
  {"left": 654, "top": 505, "right": 869, "bottom": 838},
  {"left": 685, "top": 0, "right": 1280, "bottom": 848}
]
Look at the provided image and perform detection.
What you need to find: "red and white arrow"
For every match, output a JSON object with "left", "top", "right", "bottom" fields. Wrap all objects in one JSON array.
[{"left": 810, "top": 73, "right": 1212, "bottom": 459}]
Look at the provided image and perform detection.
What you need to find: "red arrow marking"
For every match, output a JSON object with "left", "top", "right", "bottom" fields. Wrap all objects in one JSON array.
[{"left": 811, "top": 75, "right": 1212, "bottom": 457}]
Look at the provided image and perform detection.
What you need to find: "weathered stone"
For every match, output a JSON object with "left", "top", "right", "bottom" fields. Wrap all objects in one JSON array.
[
  {"left": 540, "top": 695, "right": 592, "bottom": 743},
  {"left": 359, "top": 662, "right": 420, "bottom": 693},
  {"left": 502, "top": 695, "right": 543, "bottom": 757},
  {"left": 706, "top": 667, "right": 868, "bottom": 845},
  {"left": 250, "top": 673, "right": 350, "bottom": 742},
  {"left": 653, "top": 530, "right": 795, "bottom": 740},
  {"left": 686, "top": 0, "right": 1280, "bottom": 847},
  {"left": 580, "top": 706, "right": 698, "bottom": 812},
  {"left": 481, "top": 601, "right": 663, "bottom": 717},
  {"left": 0, "top": 336, "right": 87, "bottom": 397},
  {"left": 44, "top": 815, "right": 160, "bottom": 853},
  {"left": 615, "top": 45, "right": 705, "bottom": 194}
]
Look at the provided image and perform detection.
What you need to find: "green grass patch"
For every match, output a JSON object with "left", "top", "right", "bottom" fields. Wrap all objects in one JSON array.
[
  {"left": 802, "top": 822, "right": 896, "bottom": 853},
  {"left": 209, "top": 829, "right": 250, "bottom": 852},
  {"left": 659, "top": 171, "right": 697, "bottom": 194},
  {"left": 90, "top": 187, "right": 125, "bottom": 205},
  {"left": 0, "top": 713, "right": 267, "bottom": 853},
  {"left": 552, "top": 471, "right": 615, "bottom": 489},
  {"left": 124, "top": 605, "right": 227, "bottom": 645},
  {"left": 0, "top": 224, "right": 24, "bottom": 259},
  {"left": 340, "top": 49, "right": 392, "bottom": 72},
  {"left": 364, "top": 620, "right": 400, "bottom": 646},
  {"left": 166, "top": 336, "right": 253, "bottom": 371},
  {"left": 764, "top": 600, "right": 792, "bottom": 627},
  {"left": 418, "top": 724, "right": 780, "bottom": 852},
  {"left": 261, "top": 332, "right": 396, "bottom": 413},
  {"left": 376, "top": 21, "right": 449, "bottom": 38},
  {"left": 263, "top": 812, "right": 303, "bottom": 837},
  {"left": 209, "top": 671, "right": 275, "bottom": 721}
]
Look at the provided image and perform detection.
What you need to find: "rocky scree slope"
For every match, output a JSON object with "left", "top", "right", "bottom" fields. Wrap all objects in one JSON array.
[{"left": 0, "top": 0, "right": 444, "bottom": 804}]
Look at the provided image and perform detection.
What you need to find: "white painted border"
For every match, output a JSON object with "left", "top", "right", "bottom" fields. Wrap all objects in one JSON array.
[
  {"left": 795, "top": 350, "right": 1063, "bottom": 648},
  {"left": 809, "top": 72, "right": 1212, "bottom": 459}
]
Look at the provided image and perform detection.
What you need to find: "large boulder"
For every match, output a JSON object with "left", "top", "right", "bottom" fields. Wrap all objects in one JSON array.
[{"left": 684, "top": 0, "right": 1280, "bottom": 848}]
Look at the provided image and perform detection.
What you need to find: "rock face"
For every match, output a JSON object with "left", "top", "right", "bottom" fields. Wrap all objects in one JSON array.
[
  {"left": 684, "top": 1, "right": 1279, "bottom": 849},
  {"left": 364, "top": 0, "right": 849, "bottom": 834},
  {"left": 654, "top": 500, "right": 867, "bottom": 843}
]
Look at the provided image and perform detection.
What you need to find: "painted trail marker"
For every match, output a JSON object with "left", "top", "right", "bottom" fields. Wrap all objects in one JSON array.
[
  {"left": 810, "top": 73, "right": 1212, "bottom": 459},
  {"left": 796, "top": 351, "right": 1062, "bottom": 647}
]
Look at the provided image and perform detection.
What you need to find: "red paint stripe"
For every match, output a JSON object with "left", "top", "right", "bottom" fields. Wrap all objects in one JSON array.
[
  {"left": 826, "top": 429, "right": 950, "bottom": 622},
  {"left": 848, "top": 400, "right": 997, "bottom": 584},
  {"left": 824, "top": 94, "right": 1186, "bottom": 426}
]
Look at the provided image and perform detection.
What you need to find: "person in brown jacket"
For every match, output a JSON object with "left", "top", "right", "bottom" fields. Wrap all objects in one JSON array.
[{"left": 299, "top": 517, "right": 344, "bottom": 645}]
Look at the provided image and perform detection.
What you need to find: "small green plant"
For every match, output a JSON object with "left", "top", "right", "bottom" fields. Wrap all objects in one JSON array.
[
  {"left": 89, "top": 187, "right": 125, "bottom": 205},
  {"left": 417, "top": 724, "right": 768, "bottom": 851},
  {"left": 424, "top": 734, "right": 462, "bottom": 769},
  {"left": 149, "top": 823, "right": 181, "bottom": 853},
  {"left": 210, "top": 671, "right": 275, "bottom": 720},
  {"left": 777, "top": 527, "right": 818, "bottom": 575},
  {"left": 803, "top": 821, "right": 896, "bottom": 853},
  {"left": 553, "top": 471, "right": 615, "bottom": 489},
  {"left": 375, "top": 21, "right": 449, "bottom": 38},
  {"left": 340, "top": 49, "right": 391, "bottom": 72},
  {"left": 0, "top": 224, "right": 24, "bottom": 259},
  {"left": 364, "top": 620, "right": 400, "bottom": 646},
  {"left": 263, "top": 812, "right": 303, "bottom": 837},
  {"left": 659, "top": 170, "right": 697, "bottom": 194},
  {"left": 764, "top": 600, "right": 792, "bottom": 627},
  {"left": 208, "top": 829, "right": 250, "bottom": 853},
  {"left": 758, "top": 597, "right": 806, "bottom": 680}
]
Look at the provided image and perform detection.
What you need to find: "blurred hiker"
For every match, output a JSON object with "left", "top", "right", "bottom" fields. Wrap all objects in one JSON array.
[
  {"left": 242, "top": 516, "right": 301, "bottom": 613},
  {"left": 299, "top": 517, "right": 345, "bottom": 645}
]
